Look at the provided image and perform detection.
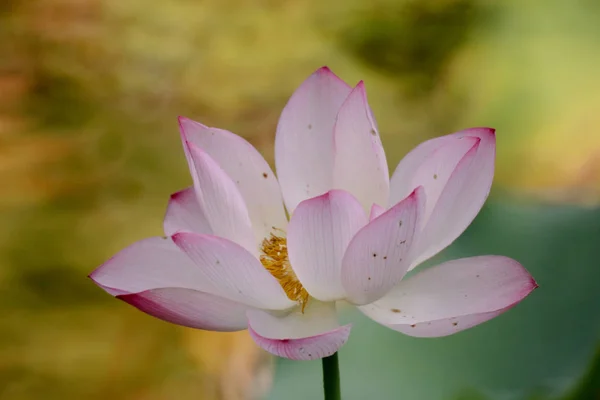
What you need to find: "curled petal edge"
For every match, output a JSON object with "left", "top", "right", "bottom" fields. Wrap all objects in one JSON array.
[{"left": 248, "top": 323, "right": 352, "bottom": 361}]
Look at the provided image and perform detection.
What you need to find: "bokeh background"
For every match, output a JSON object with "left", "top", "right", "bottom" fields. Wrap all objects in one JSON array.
[{"left": 1, "top": 0, "right": 599, "bottom": 399}]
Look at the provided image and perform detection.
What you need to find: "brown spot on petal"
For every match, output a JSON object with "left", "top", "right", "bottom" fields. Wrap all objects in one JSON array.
[
  {"left": 452, "top": 322, "right": 458, "bottom": 326},
  {"left": 308, "top": 124, "right": 312, "bottom": 130},
  {"left": 391, "top": 308, "right": 401, "bottom": 313},
  {"left": 383, "top": 256, "right": 387, "bottom": 260},
  {"left": 372, "top": 253, "right": 377, "bottom": 257},
  {"left": 370, "top": 128, "right": 377, "bottom": 136},
  {"left": 433, "top": 174, "right": 438, "bottom": 179},
  {"left": 410, "top": 324, "right": 416, "bottom": 328},
  {"left": 262, "top": 172, "right": 268, "bottom": 178}
]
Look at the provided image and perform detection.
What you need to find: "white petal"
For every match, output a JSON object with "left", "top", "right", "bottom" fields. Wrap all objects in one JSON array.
[
  {"left": 163, "top": 187, "right": 212, "bottom": 236},
  {"left": 90, "top": 236, "right": 212, "bottom": 296},
  {"left": 119, "top": 288, "right": 251, "bottom": 332},
  {"left": 287, "top": 190, "right": 368, "bottom": 301},
  {"left": 389, "top": 128, "right": 496, "bottom": 269},
  {"left": 172, "top": 232, "right": 295, "bottom": 310},
  {"left": 333, "top": 81, "right": 389, "bottom": 213},
  {"left": 179, "top": 117, "right": 288, "bottom": 240},
  {"left": 342, "top": 187, "right": 424, "bottom": 305},
  {"left": 275, "top": 67, "right": 352, "bottom": 214},
  {"left": 247, "top": 301, "right": 351, "bottom": 360},
  {"left": 185, "top": 142, "right": 256, "bottom": 253},
  {"left": 378, "top": 307, "right": 514, "bottom": 337},
  {"left": 360, "top": 256, "right": 537, "bottom": 337}
]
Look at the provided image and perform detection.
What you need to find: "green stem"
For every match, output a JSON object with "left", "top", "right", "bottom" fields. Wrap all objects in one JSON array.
[{"left": 322, "top": 352, "right": 341, "bottom": 400}]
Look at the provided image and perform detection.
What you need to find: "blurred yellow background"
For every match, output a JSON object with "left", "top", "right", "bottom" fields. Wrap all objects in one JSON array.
[{"left": 1, "top": 0, "right": 599, "bottom": 399}]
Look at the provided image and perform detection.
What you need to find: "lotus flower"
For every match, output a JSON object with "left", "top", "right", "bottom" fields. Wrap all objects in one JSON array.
[{"left": 90, "top": 67, "right": 537, "bottom": 361}]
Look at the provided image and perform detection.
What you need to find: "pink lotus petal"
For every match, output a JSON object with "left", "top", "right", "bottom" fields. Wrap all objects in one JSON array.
[
  {"left": 369, "top": 204, "right": 386, "bottom": 221},
  {"left": 333, "top": 81, "right": 389, "bottom": 213},
  {"left": 163, "top": 187, "right": 212, "bottom": 236},
  {"left": 390, "top": 136, "right": 479, "bottom": 222},
  {"left": 359, "top": 255, "right": 537, "bottom": 337},
  {"left": 384, "top": 305, "right": 515, "bottom": 338},
  {"left": 249, "top": 324, "right": 352, "bottom": 361},
  {"left": 341, "top": 187, "right": 424, "bottom": 305},
  {"left": 389, "top": 128, "right": 496, "bottom": 269},
  {"left": 119, "top": 287, "right": 251, "bottom": 332},
  {"left": 90, "top": 236, "right": 212, "bottom": 296},
  {"left": 179, "top": 117, "right": 288, "bottom": 240},
  {"left": 287, "top": 190, "right": 368, "bottom": 301},
  {"left": 247, "top": 301, "right": 351, "bottom": 360},
  {"left": 275, "top": 67, "right": 352, "bottom": 214},
  {"left": 185, "top": 142, "right": 256, "bottom": 253},
  {"left": 172, "top": 232, "right": 294, "bottom": 310}
]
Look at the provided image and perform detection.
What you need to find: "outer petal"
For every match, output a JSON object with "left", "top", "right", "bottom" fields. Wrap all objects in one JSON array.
[
  {"left": 247, "top": 301, "right": 351, "bottom": 360},
  {"left": 185, "top": 142, "right": 256, "bottom": 254},
  {"left": 359, "top": 256, "right": 537, "bottom": 337},
  {"left": 179, "top": 117, "right": 288, "bottom": 240},
  {"left": 341, "top": 187, "right": 424, "bottom": 305},
  {"left": 172, "top": 232, "right": 294, "bottom": 310},
  {"left": 275, "top": 67, "right": 352, "bottom": 214},
  {"left": 164, "top": 187, "right": 212, "bottom": 236},
  {"left": 287, "top": 190, "right": 368, "bottom": 301},
  {"left": 389, "top": 128, "right": 496, "bottom": 269},
  {"left": 90, "top": 236, "right": 213, "bottom": 296},
  {"left": 333, "top": 81, "right": 389, "bottom": 213},
  {"left": 119, "top": 287, "right": 251, "bottom": 332}
]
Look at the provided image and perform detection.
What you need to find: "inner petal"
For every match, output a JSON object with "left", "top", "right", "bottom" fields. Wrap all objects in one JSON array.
[
  {"left": 248, "top": 300, "right": 339, "bottom": 340},
  {"left": 260, "top": 228, "right": 309, "bottom": 311}
]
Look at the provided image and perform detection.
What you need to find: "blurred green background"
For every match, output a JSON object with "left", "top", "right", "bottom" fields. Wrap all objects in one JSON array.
[{"left": 1, "top": 0, "right": 599, "bottom": 399}]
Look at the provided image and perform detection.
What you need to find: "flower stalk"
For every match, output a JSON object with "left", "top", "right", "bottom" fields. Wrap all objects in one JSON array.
[{"left": 322, "top": 352, "right": 341, "bottom": 400}]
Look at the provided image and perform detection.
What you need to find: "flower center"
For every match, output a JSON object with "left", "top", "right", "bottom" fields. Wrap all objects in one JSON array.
[{"left": 260, "top": 229, "right": 309, "bottom": 312}]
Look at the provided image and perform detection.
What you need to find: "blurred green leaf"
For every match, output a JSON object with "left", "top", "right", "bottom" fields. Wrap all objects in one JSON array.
[
  {"left": 339, "top": 0, "right": 476, "bottom": 95},
  {"left": 562, "top": 343, "right": 600, "bottom": 400}
]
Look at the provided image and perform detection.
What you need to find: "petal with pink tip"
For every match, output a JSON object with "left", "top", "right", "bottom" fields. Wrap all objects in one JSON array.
[
  {"left": 172, "top": 232, "right": 294, "bottom": 310},
  {"left": 163, "top": 187, "right": 212, "bottom": 236},
  {"left": 341, "top": 187, "right": 424, "bottom": 305},
  {"left": 359, "top": 256, "right": 537, "bottom": 337},
  {"left": 287, "top": 190, "right": 368, "bottom": 301},
  {"left": 333, "top": 81, "right": 389, "bottom": 213},
  {"left": 179, "top": 117, "right": 288, "bottom": 240},
  {"left": 119, "top": 287, "right": 251, "bottom": 332},
  {"left": 389, "top": 128, "right": 496, "bottom": 269},
  {"left": 185, "top": 142, "right": 256, "bottom": 253},
  {"left": 90, "top": 236, "right": 212, "bottom": 296},
  {"left": 275, "top": 67, "right": 352, "bottom": 214},
  {"left": 247, "top": 301, "right": 351, "bottom": 360}
]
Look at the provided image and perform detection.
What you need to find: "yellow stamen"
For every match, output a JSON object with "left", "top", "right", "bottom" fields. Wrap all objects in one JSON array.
[{"left": 260, "top": 229, "right": 309, "bottom": 312}]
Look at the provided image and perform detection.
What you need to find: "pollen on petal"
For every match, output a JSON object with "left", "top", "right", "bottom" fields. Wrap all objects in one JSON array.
[{"left": 260, "top": 229, "right": 309, "bottom": 311}]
